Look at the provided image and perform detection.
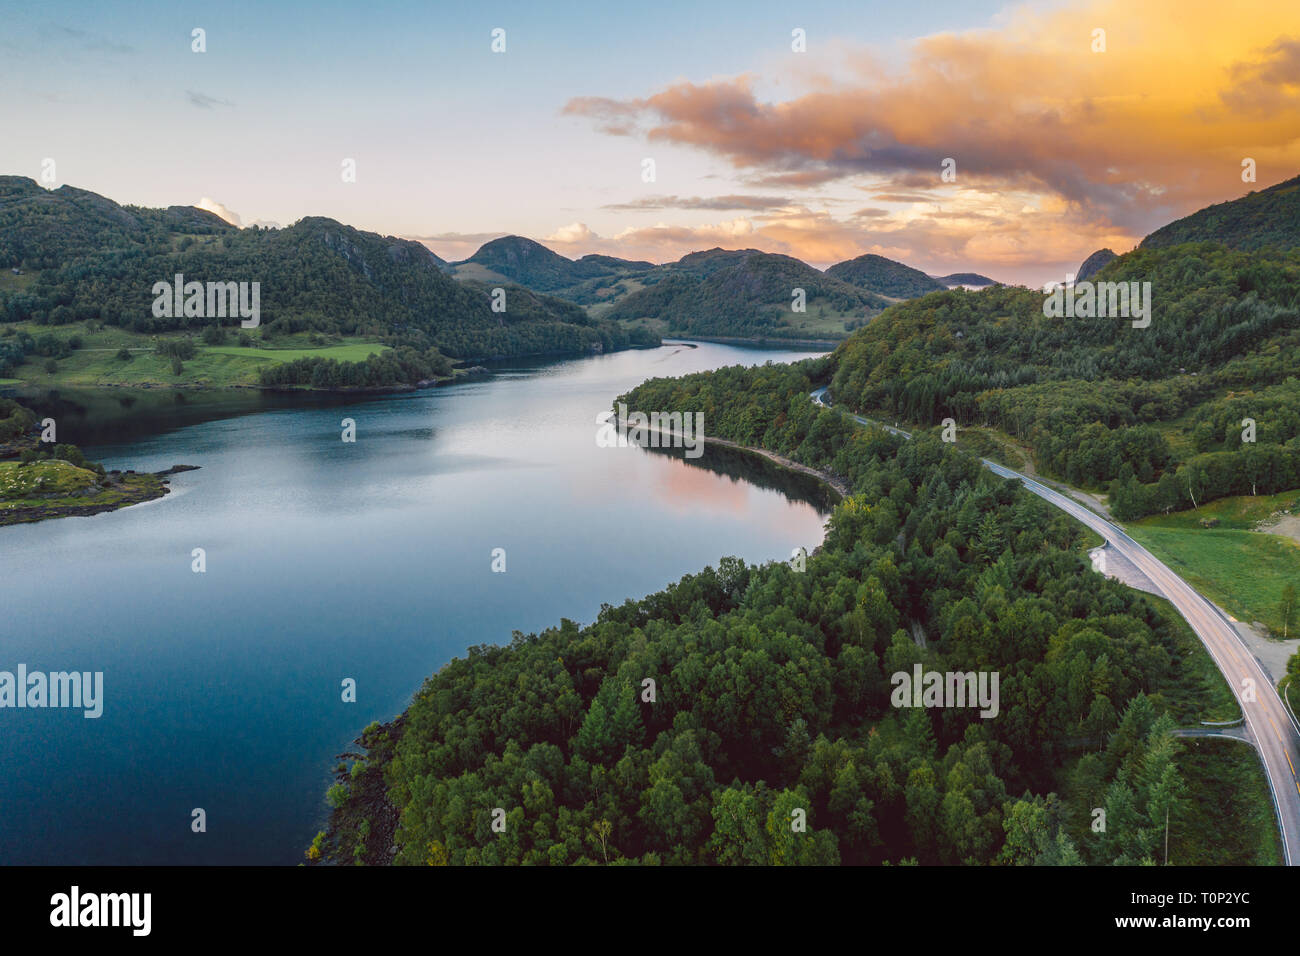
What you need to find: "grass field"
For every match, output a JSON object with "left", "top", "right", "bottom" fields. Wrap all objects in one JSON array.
[
  {"left": 1128, "top": 491, "right": 1300, "bottom": 635},
  {"left": 1132, "top": 490, "right": 1300, "bottom": 530},
  {"left": 586, "top": 277, "right": 650, "bottom": 320},
  {"left": 202, "top": 343, "right": 386, "bottom": 363},
  {"left": 761, "top": 296, "right": 862, "bottom": 337},
  {"left": 0, "top": 459, "right": 99, "bottom": 498},
  {"left": 449, "top": 262, "right": 511, "bottom": 284},
  {"left": 4, "top": 327, "right": 389, "bottom": 388}
]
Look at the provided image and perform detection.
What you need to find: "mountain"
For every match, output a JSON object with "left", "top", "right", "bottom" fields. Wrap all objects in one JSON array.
[
  {"left": 605, "top": 248, "right": 890, "bottom": 339},
  {"left": 932, "top": 272, "right": 997, "bottom": 288},
  {"left": 825, "top": 253, "right": 946, "bottom": 298},
  {"left": 575, "top": 253, "right": 655, "bottom": 273},
  {"left": 453, "top": 235, "right": 575, "bottom": 290},
  {"left": 0, "top": 177, "right": 657, "bottom": 365},
  {"left": 0, "top": 176, "right": 234, "bottom": 267},
  {"left": 1075, "top": 248, "right": 1117, "bottom": 282},
  {"left": 1141, "top": 173, "right": 1300, "bottom": 251},
  {"left": 453, "top": 235, "right": 651, "bottom": 292}
]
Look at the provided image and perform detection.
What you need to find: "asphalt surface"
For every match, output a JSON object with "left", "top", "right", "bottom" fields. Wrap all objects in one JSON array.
[{"left": 812, "top": 387, "right": 1300, "bottom": 863}]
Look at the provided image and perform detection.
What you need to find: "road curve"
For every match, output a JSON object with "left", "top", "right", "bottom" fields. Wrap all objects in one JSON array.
[{"left": 812, "top": 387, "right": 1300, "bottom": 864}]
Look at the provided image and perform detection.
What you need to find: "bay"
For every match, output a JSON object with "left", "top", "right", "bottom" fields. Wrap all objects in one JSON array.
[{"left": 0, "top": 341, "right": 830, "bottom": 864}]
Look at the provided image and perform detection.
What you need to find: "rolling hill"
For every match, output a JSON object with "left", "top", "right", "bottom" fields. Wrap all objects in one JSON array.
[
  {"left": 826, "top": 253, "right": 946, "bottom": 298},
  {"left": 603, "top": 248, "right": 891, "bottom": 339},
  {"left": 452, "top": 235, "right": 652, "bottom": 293}
]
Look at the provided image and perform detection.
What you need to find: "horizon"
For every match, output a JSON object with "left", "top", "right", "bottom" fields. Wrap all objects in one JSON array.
[
  {"left": 0, "top": 172, "right": 1037, "bottom": 282},
  {"left": 3, "top": 1, "right": 1299, "bottom": 285},
  {"left": 4, "top": 168, "right": 1293, "bottom": 287}
]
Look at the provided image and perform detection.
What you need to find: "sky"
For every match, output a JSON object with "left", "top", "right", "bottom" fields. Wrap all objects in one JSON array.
[{"left": 2, "top": 0, "right": 1298, "bottom": 286}]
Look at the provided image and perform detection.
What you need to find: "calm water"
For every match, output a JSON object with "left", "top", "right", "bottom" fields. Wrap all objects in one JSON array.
[{"left": 0, "top": 342, "right": 831, "bottom": 865}]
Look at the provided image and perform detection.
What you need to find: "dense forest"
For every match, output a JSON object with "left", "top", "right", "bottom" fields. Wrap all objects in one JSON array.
[
  {"left": 819, "top": 242, "right": 1300, "bottom": 517},
  {"left": 315, "top": 361, "right": 1225, "bottom": 866},
  {"left": 0, "top": 177, "right": 656, "bottom": 367}
]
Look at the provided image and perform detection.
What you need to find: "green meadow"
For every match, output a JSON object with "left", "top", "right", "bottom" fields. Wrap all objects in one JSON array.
[
  {"left": 1127, "top": 491, "right": 1300, "bottom": 635},
  {"left": 0, "top": 459, "right": 167, "bottom": 526},
  {"left": 3, "top": 324, "right": 389, "bottom": 388}
]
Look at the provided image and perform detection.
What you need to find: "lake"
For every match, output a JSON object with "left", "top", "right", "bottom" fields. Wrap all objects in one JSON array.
[{"left": 0, "top": 341, "right": 831, "bottom": 864}]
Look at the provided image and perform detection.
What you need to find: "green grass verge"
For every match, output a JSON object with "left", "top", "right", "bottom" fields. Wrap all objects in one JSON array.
[{"left": 1128, "top": 496, "right": 1300, "bottom": 635}]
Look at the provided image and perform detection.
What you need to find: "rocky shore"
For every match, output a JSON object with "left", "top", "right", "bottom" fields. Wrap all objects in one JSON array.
[{"left": 0, "top": 464, "right": 199, "bottom": 526}]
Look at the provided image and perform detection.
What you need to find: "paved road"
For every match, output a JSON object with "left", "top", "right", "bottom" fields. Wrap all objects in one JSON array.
[{"left": 812, "top": 387, "right": 1300, "bottom": 864}]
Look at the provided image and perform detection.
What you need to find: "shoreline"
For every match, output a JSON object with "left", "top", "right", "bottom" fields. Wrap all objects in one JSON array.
[
  {"left": 698, "top": 434, "right": 852, "bottom": 498},
  {"left": 670, "top": 334, "right": 841, "bottom": 350},
  {"left": 0, "top": 464, "right": 198, "bottom": 527},
  {"left": 615, "top": 415, "right": 852, "bottom": 499},
  {"left": 316, "top": 426, "right": 846, "bottom": 865}
]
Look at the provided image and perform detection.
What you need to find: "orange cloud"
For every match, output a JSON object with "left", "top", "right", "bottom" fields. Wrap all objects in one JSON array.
[{"left": 564, "top": 0, "right": 1300, "bottom": 278}]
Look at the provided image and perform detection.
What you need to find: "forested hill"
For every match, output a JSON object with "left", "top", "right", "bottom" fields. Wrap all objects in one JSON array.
[
  {"left": 0, "top": 175, "right": 237, "bottom": 265},
  {"left": 827, "top": 253, "right": 946, "bottom": 298},
  {"left": 1141, "top": 174, "right": 1300, "bottom": 252},
  {"left": 448, "top": 237, "right": 993, "bottom": 337},
  {"left": 824, "top": 240, "right": 1300, "bottom": 518},
  {"left": 604, "top": 248, "right": 890, "bottom": 339},
  {"left": 453, "top": 235, "right": 651, "bottom": 293},
  {"left": 0, "top": 177, "right": 655, "bottom": 361},
  {"left": 314, "top": 360, "right": 1251, "bottom": 866},
  {"left": 932, "top": 273, "right": 997, "bottom": 288}
]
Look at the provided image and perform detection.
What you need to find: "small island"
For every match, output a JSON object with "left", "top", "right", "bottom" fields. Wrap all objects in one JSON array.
[{"left": 0, "top": 397, "right": 195, "bottom": 526}]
